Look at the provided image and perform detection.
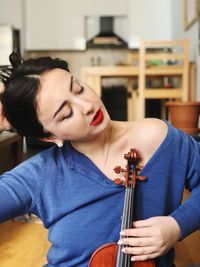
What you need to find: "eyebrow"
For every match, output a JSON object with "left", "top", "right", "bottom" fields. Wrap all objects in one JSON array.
[
  {"left": 53, "top": 76, "right": 73, "bottom": 119},
  {"left": 69, "top": 75, "right": 73, "bottom": 92}
]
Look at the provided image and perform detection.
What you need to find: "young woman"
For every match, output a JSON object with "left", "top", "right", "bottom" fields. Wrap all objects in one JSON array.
[{"left": 0, "top": 52, "right": 199, "bottom": 267}]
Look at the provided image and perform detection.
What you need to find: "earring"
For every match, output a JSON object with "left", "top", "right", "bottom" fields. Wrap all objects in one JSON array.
[{"left": 57, "top": 142, "right": 63, "bottom": 148}]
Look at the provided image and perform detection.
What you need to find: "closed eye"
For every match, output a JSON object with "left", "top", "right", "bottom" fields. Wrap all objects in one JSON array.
[
  {"left": 61, "top": 109, "right": 73, "bottom": 120},
  {"left": 77, "top": 85, "right": 84, "bottom": 94},
  {"left": 73, "top": 78, "right": 85, "bottom": 94}
]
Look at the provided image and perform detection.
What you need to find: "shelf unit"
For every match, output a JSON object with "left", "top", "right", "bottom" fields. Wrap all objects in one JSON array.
[
  {"left": 81, "top": 39, "right": 190, "bottom": 121},
  {"left": 132, "top": 39, "right": 189, "bottom": 119}
]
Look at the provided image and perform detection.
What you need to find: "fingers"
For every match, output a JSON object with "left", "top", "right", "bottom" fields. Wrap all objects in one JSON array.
[
  {"left": 122, "top": 246, "right": 157, "bottom": 257},
  {"left": 119, "top": 242, "right": 160, "bottom": 261},
  {"left": 118, "top": 237, "right": 155, "bottom": 247},
  {"left": 133, "top": 218, "right": 152, "bottom": 227},
  {"left": 120, "top": 227, "right": 153, "bottom": 238},
  {"left": 118, "top": 216, "right": 181, "bottom": 261},
  {"left": 118, "top": 236, "right": 163, "bottom": 261},
  {"left": 131, "top": 252, "right": 159, "bottom": 262},
  {"left": 0, "top": 82, "right": 5, "bottom": 93}
]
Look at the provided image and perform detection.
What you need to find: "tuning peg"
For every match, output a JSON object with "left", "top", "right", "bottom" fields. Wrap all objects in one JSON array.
[
  {"left": 137, "top": 175, "right": 146, "bottom": 181},
  {"left": 114, "top": 166, "right": 122, "bottom": 174},
  {"left": 137, "top": 165, "right": 143, "bottom": 171},
  {"left": 114, "top": 178, "right": 124, "bottom": 185}
]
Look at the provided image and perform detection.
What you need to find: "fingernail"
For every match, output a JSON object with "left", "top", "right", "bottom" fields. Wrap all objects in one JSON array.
[
  {"left": 120, "top": 231, "right": 125, "bottom": 235},
  {"left": 122, "top": 248, "right": 126, "bottom": 253},
  {"left": 118, "top": 240, "right": 123, "bottom": 245},
  {"left": 131, "top": 257, "right": 136, "bottom": 261}
]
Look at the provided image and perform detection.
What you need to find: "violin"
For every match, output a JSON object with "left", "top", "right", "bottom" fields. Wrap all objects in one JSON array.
[{"left": 89, "top": 148, "right": 155, "bottom": 267}]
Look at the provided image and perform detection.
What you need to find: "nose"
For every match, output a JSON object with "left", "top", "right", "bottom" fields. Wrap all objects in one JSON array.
[
  {"left": 81, "top": 100, "right": 94, "bottom": 115},
  {"left": 73, "top": 97, "right": 94, "bottom": 115}
]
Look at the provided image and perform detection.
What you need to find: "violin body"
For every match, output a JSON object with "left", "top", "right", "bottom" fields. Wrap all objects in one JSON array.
[{"left": 89, "top": 242, "right": 155, "bottom": 267}]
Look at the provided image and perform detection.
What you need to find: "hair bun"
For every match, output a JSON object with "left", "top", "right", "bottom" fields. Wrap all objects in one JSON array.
[{"left": 9, "top": 51, "right": 23, "bottom": 70}]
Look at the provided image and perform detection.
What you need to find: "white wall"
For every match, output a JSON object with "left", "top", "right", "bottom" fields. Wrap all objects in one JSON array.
[
  {"left": 171, "top": 0, "right": 198, "bottom": 60},
  {"left": 170, "top": 0, "right": 199, "bottom": 99},
  {"left": 0, "top": 0, "right": 199, "bottom": 98},
  {"left": 128, "top": 0, "right": 172, "bottom": 47}
]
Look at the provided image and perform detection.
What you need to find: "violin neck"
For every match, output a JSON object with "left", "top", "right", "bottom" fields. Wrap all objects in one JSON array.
[
  {"left": 121, "top": 187, "right": 135, "bottom": 230},
  {"left": 116, "top": 187, "right": 135, "bottom": 267}
]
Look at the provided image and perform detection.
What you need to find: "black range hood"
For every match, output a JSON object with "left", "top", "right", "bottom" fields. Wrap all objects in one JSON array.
[{"left": 87, "top": 16, "right": 127, "bottom": 48}]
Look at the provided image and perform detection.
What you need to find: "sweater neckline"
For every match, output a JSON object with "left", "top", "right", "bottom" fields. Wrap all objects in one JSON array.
[{"left": 66, "top": 120, "right": 174, "bottom": 185}]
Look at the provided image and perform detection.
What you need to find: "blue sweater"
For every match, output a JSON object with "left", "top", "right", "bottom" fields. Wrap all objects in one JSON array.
[{"left": 0, "top": 121, "right": 200, "bottom": 267}]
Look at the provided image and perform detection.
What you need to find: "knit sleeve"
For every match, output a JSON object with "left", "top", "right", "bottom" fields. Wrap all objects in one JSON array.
[
  {"left": 170, "top": 134, "right": 200, "bottom": 239},
  {"left": 0, "top": 154, "right": 44, "bottom": 222}
]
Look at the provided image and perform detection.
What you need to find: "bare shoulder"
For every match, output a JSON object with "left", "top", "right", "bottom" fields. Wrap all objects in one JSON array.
[
  {"left": 134, "top": 118, "right": 167, "bottom": 139},
  {"left": 131, "top": 118, "right": 168, "bottom": 162}
]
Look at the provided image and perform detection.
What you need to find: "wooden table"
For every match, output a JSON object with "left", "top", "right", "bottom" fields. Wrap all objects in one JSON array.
[{"left": 0, "top": 132, "right": 22, "bottom": 174}]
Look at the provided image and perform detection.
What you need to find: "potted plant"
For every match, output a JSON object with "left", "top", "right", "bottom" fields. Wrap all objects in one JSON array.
[{"left": 166, "top": 101, "right": 200, "bottom": 135}]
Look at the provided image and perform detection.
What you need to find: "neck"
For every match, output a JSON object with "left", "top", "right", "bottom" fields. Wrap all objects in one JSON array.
[{"left": 71, "top": 122, "right": 114, "bottom": 159}]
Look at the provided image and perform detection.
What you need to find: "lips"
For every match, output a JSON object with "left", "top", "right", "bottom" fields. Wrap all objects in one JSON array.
[{"left": 90, "top": 108, "right": 104, "bottom": 126}]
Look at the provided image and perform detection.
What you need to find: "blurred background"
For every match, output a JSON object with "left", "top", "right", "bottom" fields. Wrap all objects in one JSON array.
[{"left": 0, "top": 1, "right": 200, "bottom": 266}]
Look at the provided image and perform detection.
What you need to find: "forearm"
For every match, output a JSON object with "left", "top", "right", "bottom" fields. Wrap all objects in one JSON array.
[{"left": 170, "top": 186, "right": 200, "bottom": 239}]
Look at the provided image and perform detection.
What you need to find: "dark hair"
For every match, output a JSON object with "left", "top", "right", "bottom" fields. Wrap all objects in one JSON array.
[{"left": 0, "top": 51, "right": 70, "bottom": 137}]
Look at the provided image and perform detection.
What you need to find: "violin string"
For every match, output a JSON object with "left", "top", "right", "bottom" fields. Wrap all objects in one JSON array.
[
  {"left": 125, "top": 188, "right": 130, "bottom": 267},
  {"left": 125, "top": 170, "right": 133, "bottom": 267},
  {"left": 117, "top": 184, "right": 128, "bottom": 266},
  {"left": 124, "top": 162, "right": 132, "bottom": 267},
  {"left": 129, "top": 178, "right": 134, "bottom": 266},
  {"left": 125, "top": 166, "right": 132, "bottom": 266},
  {"left": 117, "top": 158, "right": 136, "bottom": 267},
  {"left": 126, "top": 162, "right": 135, "bottom": 266},
  {"left": 124, "top": 188, "right": 129, "bottom": 266},
  {"left": 123, "top": 188, "right": 128, "bottom": 267}
]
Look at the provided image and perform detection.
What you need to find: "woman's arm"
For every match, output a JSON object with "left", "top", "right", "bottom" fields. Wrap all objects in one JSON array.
[
  {"left": 0, "top": 155, "right": 44, "bottom": 222},
  {"left": 119, "top": 122, "right": 200, "bottom": 261}
]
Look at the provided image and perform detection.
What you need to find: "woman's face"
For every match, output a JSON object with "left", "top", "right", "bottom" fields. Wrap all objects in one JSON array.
[{"left": 36, "top": 68, "right": 110, "bottom": 142}]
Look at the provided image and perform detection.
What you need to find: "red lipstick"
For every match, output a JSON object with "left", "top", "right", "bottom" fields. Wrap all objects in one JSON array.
[{"left": 91, "top": 108, "right": 104, "bottom": 126}]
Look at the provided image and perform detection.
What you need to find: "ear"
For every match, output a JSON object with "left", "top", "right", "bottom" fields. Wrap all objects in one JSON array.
[{"left": 39, "top": 136, "right": 63, "bottom": 146}]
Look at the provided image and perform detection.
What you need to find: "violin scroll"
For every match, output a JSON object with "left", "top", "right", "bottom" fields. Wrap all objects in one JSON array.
[{"left": 114, "top": 149, "right": 146, "bottom": 188}]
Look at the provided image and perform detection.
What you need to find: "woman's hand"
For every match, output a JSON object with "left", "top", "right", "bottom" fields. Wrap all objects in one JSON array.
[
  {"left": 0, "top": 83, "right": 11, "bottom": 132},
  {"left": 118, "top": 216, "right": 181, "bottom": 261}
]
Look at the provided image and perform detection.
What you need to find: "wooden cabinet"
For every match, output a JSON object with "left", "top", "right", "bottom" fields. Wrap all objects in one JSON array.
[
  {"left": 25, "top": 0, "right": 57, "bottom": 50},
  {"left": 25, "top": 0, "right": 128, "bottom": 51},
  {"left": 56, "top": 0, "right": 85, "bottom": 50},
  {"left": 0, "top": 132, "right": 22, "bottom": 174},
  {"left": 83, "top": 0, "right": 128, "bottom": 16},
  {"left": 0, "top": 0, "right": 23, "bottom": 29},
  {"left": 25, "top": 0, "right": 85, "bottom": 50}
]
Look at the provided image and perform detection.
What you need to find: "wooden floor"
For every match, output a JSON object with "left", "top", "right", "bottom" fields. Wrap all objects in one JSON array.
[
  {"left": 0, "top": 220, "right": 199, "bottom": 267},
  {"left": 0, "top": 220, "right": 50, "bottom": 267}
]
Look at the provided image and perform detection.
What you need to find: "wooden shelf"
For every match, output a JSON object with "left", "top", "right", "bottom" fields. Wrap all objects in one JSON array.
[
  {"left": 145, "top": 67, "right": 184, "bottom": 76},
  {"left": 81, "top": 39, "right": 189, "bottom": 120},
  {"left": 144, "top": 89, "right": 183, "bottom": 99},
  {"left": 135, "top": 39, "right": 189, "bottom": 119}
]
